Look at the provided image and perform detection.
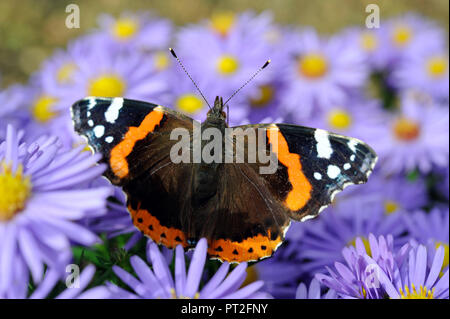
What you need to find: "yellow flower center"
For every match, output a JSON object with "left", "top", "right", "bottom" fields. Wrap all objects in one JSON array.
[
  {"left": 392, "top": 25, "right": 412, "bottom": 47},
  {"left": 426, "top": 56, "right": 448, "bottom": 79},
  {"left": 32, "top": 95, "right": 58, "bottom": 123},
  {"left": 170, "top": 288, "right": 200, "bottom": 299},
  {"left": 399, "top": 284, "right": 434, "bottom": 299},
  {"left": 393, "top": 118, "right": 421, "bottom": 142},
  {"left": 154, "top": 51, "right": 170, "bottom": 71},
  {"left": 435, "top": 242, "right": 449, "bottom": 277},
  {"left": 360, "top": 32, "right": 378, "bottom": 52},
  {"left": 384, "top": 200, "right": 399, "bottom": 215},
  {"left": 298, "top": 53, "right": 328, "bottom": 79},
  {"left": 0, "top": 163, "right": 31, "bottom": 221},
  {"left": 349, "top": 236, "right": 372, "bottom": 256},
  {"left": 250, "top": 85, "right": 274, "bottom": 107},
  {"left": 57, "top": 62, "right": 77, "bottom": 84},
  {"left": 216, "top": 55, "right": 239, "bottom": 75},
  {"left": 176, "top": 94, "right": 204, "bottom": 114},
  {"left": 113, "top": 18, "right": 139, "bottom": 40},
  {"left": 210, "top": 12, "right": 235, "bottom": 37},
  {"left": 327, "top": 109, "right": 352, "bottom": 130},
  {"left": 89, "top": 75, "right": 126, "bottom": 97}
]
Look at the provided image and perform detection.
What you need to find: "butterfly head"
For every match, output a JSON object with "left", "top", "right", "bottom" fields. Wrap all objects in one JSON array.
[{"left": 207, "top": 96, "right": 227, "bottom": 122}]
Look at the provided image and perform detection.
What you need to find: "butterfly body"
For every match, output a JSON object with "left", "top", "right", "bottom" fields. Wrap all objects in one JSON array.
[{"left": 72, "top": 96, "right": 377, "bottom": 263}]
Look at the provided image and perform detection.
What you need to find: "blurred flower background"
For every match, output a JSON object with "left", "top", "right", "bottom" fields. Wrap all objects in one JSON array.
[{"left": 0, "top": 0, "right": 448, "bottom": 299}]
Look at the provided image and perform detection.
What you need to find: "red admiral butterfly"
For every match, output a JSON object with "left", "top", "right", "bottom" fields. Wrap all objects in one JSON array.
[{"left": 71, "top": 49, "right": 377, "bottom": 263}]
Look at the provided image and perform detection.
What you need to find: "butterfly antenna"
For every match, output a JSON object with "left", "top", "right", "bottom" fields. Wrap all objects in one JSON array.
[
  {"left": 224, "top": 59, "right": 271, "bottom": 106},
  {"left": 169, "top": 48, "right": 212, "bottom": 110}
]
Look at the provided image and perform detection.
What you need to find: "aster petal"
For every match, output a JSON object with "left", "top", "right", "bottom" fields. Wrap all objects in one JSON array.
[
  {"left": 33, "top": 164, "right": 106, "bottom": 191},
  {"left": 183, "top": 238, "right": 207, "bottom": 298},
  {"left": 424, "top": 245, "right": 445, "bottom": 289},
  {"left": 199, "top": 262, "right": 230, "bottom": 298},
  {"left": 308, "top": 278, "right": 322, "bottom": 299},
  {"left": 0, "top": 223, "right": 17, "bottom": 291},
  {"left": 208, "top": 263, "right": 248, "bottom": 299},
  {"left": 18, "top": 228, "right": 43, "bottom": 283},
  {"left": 113, "top": 265, "right": 145, "bottom": 295},
  {"left": 223, "top": 280, "right": 265, "bottom": 299},
  {"left": 129, "top": 255, "right": 162, "bottom": 297},
  {"left": 174, "top": 245, "right": 187, "bottom": 297},
  {"left": 412, "top": 245, "right": 427, "bottom": 287},
  {"left": 29, "top": 269, "right": 60, "bottom": 299},
  {"left": 38, "top": 215, "right": 100, "bottom": 246},
  {"left": 432, "top": 269, "right": 449, "bottom": 298},
  {"left": 28, "top": 218, "right": 70, "bottom": 251},
  {"left": 26, "top": 144, "right": 59, "bottom": 176},
  {"left": 368, "top": 234, "right": 380, "bottom": 261},
  {"left": 295, "top": 283, "right": 307, "bottom": 299},
  {"left": 149, "top": 242, "right": 174, "bottom": 296}
]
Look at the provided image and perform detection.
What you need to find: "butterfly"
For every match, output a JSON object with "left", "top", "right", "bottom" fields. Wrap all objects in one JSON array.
[{"left": 71, "top": 93, "right": 377, "bottom": 263}]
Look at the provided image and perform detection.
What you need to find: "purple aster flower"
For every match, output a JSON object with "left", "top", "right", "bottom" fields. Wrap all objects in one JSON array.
[
  {"left": 0, "top": 125, "right": 111, "bottom": 296},
  {"left": 316, "top": 234, "right": 410, "bottom": 299},
  {"left": 378, "top": 244, "right": 449, "bottom": 299},
  {"left": 296, "top": 278, "right": 337, "bottom": 299},
  {"left": 373, "top": 92, "right": 449, "bottom": 175},
  {"left": 391, "top": 41, "right": 448, "bottom": 101},
  {"left": 318, "top": 234, "right": 449, "bottom": 299},
  {"left": 380, "top": 14, "right": 444, "bottom": 69},
  {"left": 280, "top": 28, "right": 369, "bottom": 121},
  {"left": 96, "top": 12, "right": 172, "bottom": 53},
  {"left": 289, "top": 197, "right": 408, "bottom": 275},
  {"left": 109, "top": 238, "right": 271, "bottom": 299}
]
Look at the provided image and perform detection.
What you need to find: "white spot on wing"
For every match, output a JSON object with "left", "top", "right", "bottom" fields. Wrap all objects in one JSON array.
[
  {"left": 314, "top": 172, "right": 322, "bottom": 180},
  {"left": 300, "top": 214, "right": 316, "bottom": 222},
  {"left": 343, "top": 163, "right": 351, "bottom": 170},
  {"left": 348, "top": 139, "right": 358, "bottom": 153},
  {"left": 314, "top": 129, "right": 332, "bottom": 159},
  {"left": 327, "top": 165, "right": 341, "bottom": 179},
  {"left": 93, "top": 125, "right": 105, "bottom": 138},
  {"left": 87, "top": 97, "right": 97, "bottom": 110},
  {"left": 105, "top": 136, "right": 114, "bottom": 143},
  {"left": 350, "top": 154, "right": 356, "bottom": 162},
  {"left": 88, "top": 120, "right": 94, "bottom": 127},
  {"left": 105, "top": 97, "right": 124, "bottom": 123}
]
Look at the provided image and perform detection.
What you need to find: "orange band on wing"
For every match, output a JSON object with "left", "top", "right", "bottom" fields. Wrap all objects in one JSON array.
[
  {"left": 128, "top": 204, "right": 188, "bottom": 248},
  {"left": 267, "top": 127, "right": 312, "bottom": 211},
  {"left": 110, "top": 107, "right": 164, "bottom": 178},
  {"left": 208, "top": 231, "right": 282, "bottom": 263}
]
